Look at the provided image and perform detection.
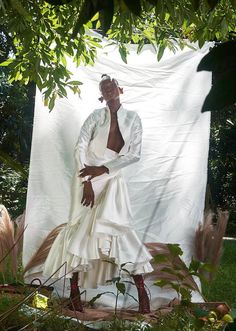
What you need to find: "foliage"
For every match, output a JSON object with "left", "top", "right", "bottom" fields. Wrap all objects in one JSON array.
[
  {"left": 0, "top": 67, "right": 33, "bottom": 217},
  {"left": 151, "top": 243, "right": 234, "bottom": 331},
  {"left": 0, "top": 238, "right": 235, "bottom": 330},
  {"left": 208, "top": 105, "right": 236, "bottom": 210},
  {"left": 100, "top": 319, "right": 152, "bottom": 331},
  {"left": 202, "top": 240, "right": 236, "bottom": 307},
  {"left": 0, "top": 70, "right": 33, "bottom": 163},
  {"left": 0, "top": 166, "right": 27, "bottom": 218},
  {"left": 0, "top": 293, "right": 34, "bottom": 331},
  {"left": 207, "top": 104, "right": 236, "bottom": 236},
  {"left": 153, "top": 304, "right": 234, "bottom": 331},
  {"left": 88, "top": 261, "right": 138, "bottom": 316},
  {"left": 0, "top": 0, "right": 236, "bottom": 109},
  {"left": 0, "top": 293, "right": 89, "bottom": 331}
]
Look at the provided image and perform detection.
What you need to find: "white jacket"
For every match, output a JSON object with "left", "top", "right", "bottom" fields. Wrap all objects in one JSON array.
[{"left": 74, "top": 105, "right": 142, "bottom": 174}]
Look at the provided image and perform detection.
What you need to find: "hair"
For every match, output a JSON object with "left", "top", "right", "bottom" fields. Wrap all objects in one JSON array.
[{"left": 99, "top": 74, "right": 119, "bottom": 91}]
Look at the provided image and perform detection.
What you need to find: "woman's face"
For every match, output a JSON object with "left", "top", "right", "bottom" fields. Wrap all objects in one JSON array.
[{"left": 100, "top": 79, "right": 120, "bottom": 102}]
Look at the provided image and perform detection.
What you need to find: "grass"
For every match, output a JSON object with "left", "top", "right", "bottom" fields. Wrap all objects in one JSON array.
[
  {"left": 0, "top": 241, "right": 235, "bottom": 330},
  {"left": 202, "top": 240, "right": 236, "bottom": 308}
]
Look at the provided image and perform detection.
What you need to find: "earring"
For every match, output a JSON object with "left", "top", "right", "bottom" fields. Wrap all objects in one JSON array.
[{"left": 98, "top": 96, "right": 104, "bottom": 103}]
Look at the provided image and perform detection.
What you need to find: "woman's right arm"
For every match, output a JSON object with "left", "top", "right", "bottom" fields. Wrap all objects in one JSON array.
[{"left": 74, "top": 112, "right": 96, "bottom": 182}]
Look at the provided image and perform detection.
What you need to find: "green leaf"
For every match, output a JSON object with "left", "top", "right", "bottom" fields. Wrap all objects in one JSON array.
[
  {"left": 58, "top": 84, "right": 67, "bottom": 97},
  {"left": 0, "top": 150, "right": 27, "bottom": 179},
  {"left": 137, "top": 40, "right": 145, "bottom": 54},
  {"left": 132, "top": 34, "right": 140, "bottom": 43},
  {"left": 67, "top": 80, "right": 83, "bottom": 85},
  {"left": 91, "top": 12, "right": 99, "bottom": 21},
  {"left": 48, "top": 96, "right": 55, "bottom": 111},
  {"left": 198, "top": 36, "right": 205, "bottom": 49},
  {"left": 189, "top": 259, "right": 201, "bottom": 273},
  {"left": 167, "top": 244, "right": 183, "bottom": 257},
  {"left": 180, "top": 287, "right": 192, "bottom": 302},
  {"left": 69, "top": 86, "right": 81, "bottom": 94},
  {"left": 60, "top": 54, "right": 67, "bottom": 67},
  {"left": 112, "top": 276, "right": 121, "bottom": 283},
  {"left": 43, "top": 80, "right": 54, "bottom": 97},
  {"left": 116, "top": 282, "right": 126, "bottom": 294},
  {"left": 0, "top": 58, "right": 14, "bottom": 66},
  {"left": 154, "top": 279, "right": 170, "bottom": 287},
  {"left": 201, "top": 263, "right": 215, "bottom": 272},
  {"left": 119, "top": 45, "right": 128, "bottom": 63},
  {"left": 153, "top": 254, "right": 169, "bottom": 264},
  {"left": 96, "top": 19, "right": 101, "bottom": 30},
  {"left": 157, "top": 43, "right": 165, "bottom": 61}
]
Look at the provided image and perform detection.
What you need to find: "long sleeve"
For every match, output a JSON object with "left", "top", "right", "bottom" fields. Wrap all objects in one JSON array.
[
  {"left": 74, "top": 112, "right": 96, "bottom": 180},
  {"left": 103, "top": 114, "right": 142, "bottom": 173}
]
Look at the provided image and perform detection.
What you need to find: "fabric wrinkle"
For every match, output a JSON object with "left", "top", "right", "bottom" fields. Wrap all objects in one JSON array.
[{"left": 43, "top": 134, "right": 153, "bottom": 288}]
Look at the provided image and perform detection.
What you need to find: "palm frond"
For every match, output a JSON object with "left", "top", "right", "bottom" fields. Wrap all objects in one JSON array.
[
  {"left": 14, "top": 211, "right": 26, "bottom": 257},
  {"left": 23, "top": 223, "right": 66, "bottom": 274},
  {"left": 195, "top": 209, "right": 229, "bottom": 280},
  {"left": 0, "top": 205, "right": 17, "bottom": 275}
]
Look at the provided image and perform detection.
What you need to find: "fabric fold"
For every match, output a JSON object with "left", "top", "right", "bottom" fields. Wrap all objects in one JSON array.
[{"left": 43, "top": 147, "right": 153, "bottom": 288}]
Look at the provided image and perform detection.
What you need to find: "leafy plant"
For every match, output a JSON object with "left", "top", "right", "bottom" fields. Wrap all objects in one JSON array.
[
  {"left": 0, "top": 293, "right": 34, "bottom": 331},
  {"left": 88, "top": 261, "right": 139, "bottom": 316},
  {"left": 1, "top": 0, "right": 236, "bottom": 109},
  {"left": 151, "top": 243, "right": 234, "bottom": 330}
]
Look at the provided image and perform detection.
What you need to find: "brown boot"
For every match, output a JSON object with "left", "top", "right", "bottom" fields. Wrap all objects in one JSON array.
[
  {"left": 69, "top": 272, "right": 83, "bottom": 312},
  {"left": 133, "top": 274, "right": 150, "bottom": 314}
]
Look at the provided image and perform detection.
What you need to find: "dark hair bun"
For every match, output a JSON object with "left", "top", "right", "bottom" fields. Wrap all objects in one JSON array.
[{"left": 101, "top": 74, "right": 111, "bottom": 79}]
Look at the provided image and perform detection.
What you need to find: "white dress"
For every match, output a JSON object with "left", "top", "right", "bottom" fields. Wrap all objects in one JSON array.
[{"left": 43, "top": 106, "right": 153, "bottom": 288}]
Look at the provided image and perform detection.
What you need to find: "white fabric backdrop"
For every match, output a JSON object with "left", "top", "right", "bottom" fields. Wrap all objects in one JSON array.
[{"left": 23, "top": 37, "right": 212, "bottom": 309}]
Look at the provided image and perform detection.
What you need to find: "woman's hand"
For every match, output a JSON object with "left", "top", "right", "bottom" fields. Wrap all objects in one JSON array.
[
  {"left": 79, "top": 165, "right": 109, "bottom": 180},
  {"left": 81, "top": 181, "right": 94, "bottom": 208}
]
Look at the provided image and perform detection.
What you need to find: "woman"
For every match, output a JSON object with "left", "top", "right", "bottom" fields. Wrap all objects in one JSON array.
[{"left": 43, "top": 74, "right": 153, "bottom": 313}]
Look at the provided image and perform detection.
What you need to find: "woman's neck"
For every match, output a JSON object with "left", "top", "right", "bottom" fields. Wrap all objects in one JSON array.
[{"left": 107, "top": 99, "right": 121, "bottom": 113}]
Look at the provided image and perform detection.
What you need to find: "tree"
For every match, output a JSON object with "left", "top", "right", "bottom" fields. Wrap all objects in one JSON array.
[
  {"left": 209, "top": 108, "right": 236, "bottom": 203},
  {"left": 0, "top": 70, "right": 34, "bottom": 217},
  {"left": 1, "top": 0, "right": 235, "bottom": 221},
  {"left": 0, "top": 30, "right": 34, "bottom": 217},
  {"left": 0, "top": 0, "right": 236, "bottom": 110},
  {"left": 208, "top": 105, "right": 236, "bottom": 236}
]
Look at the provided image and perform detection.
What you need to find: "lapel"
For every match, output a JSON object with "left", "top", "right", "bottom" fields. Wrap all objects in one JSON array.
[
  {"left": 117, "top": 105, "right": 129, "bottom": 155},
  {"left": 95, "top": 105, "right": 129, "bottom": 156}
]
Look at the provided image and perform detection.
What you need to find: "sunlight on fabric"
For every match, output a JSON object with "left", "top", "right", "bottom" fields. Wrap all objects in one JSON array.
[{"left": 23, "top": 36, "right": 213, "bottom": 309}]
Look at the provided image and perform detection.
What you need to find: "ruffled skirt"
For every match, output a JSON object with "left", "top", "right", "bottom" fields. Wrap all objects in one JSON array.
[{"left": 43, "top": 149, "right": 153, "bottom": 288}]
